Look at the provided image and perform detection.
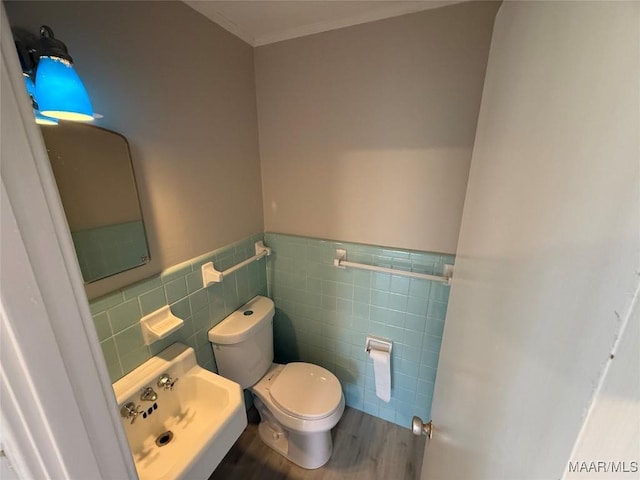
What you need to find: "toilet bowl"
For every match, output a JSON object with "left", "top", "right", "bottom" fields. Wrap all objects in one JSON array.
[
  {"left": 208, "top": 296, "right": 345, "bottom": 469},
  {"left": 251, "top": 363, "right": 345, "bottom": 468}
]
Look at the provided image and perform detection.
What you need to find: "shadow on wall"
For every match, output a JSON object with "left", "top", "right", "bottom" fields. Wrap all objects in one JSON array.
[
  {"left": 273, "top": 307, "right": 299, "bottom": 363},
  {"left": 274, "top": 307, "right": 359, "bottom": 386}
]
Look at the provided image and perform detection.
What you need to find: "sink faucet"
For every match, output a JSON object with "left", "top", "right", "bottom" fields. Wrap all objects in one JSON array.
[
  {"left": 140, "top": 386, "right": 158, "bottom": 402},
  {"left": 157, "top": 373, "right": 178, "bottom": 391},
  {"left": 120, "top": 402, "right": 142, "bottom": 424}
]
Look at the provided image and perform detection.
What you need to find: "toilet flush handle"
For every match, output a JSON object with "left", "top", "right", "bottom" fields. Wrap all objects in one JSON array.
[{"left": 411, "top": 416, "right": 434, "bottom": 439}]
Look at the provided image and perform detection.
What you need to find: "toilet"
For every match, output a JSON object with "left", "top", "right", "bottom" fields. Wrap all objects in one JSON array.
[{"left": 208, "top": 295, "right": 345, "bottom": 469}]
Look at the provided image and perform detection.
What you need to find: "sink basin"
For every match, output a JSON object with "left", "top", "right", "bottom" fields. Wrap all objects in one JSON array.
[{"left": 113, "top": 342, "right": 247, "bottom": 480}]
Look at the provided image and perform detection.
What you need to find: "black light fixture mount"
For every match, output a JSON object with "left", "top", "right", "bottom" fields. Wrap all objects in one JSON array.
[
  {"left": 13, "top": 24, "right": 95, "bottom": 123},
  {"left": 36, "top": 25, "right": 73, "bottom": 62}
]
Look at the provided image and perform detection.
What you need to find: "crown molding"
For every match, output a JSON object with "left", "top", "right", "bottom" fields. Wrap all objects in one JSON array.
[
  {"left": 184, "top": 1, "right": 255, "bottom": 46},
  {"left": 184, "top": 1, "right": 466, "bottom": 48},
  {"left": 253, "top": 1, "right": 465, "bottom": 46}
]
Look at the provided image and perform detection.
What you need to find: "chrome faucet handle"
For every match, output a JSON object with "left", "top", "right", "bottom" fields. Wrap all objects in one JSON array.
[
  {"left": 120, "top": 402, "right": 142, "bottom": 424},
  {"left": 157, "top": 373, "right": 178, "bottom": 391},
  {"left": 140, "top": 386, "right": 158, "bottom": 402}
]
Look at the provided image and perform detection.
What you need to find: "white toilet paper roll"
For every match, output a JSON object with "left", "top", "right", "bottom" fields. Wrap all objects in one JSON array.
[{"left": 369, "top": 348, "right": 391, "bottom": 402}]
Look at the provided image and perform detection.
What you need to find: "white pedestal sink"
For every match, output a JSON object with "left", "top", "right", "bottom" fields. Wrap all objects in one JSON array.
[{"left": 113, "top": 343, "right": 247, "bottom": 480}]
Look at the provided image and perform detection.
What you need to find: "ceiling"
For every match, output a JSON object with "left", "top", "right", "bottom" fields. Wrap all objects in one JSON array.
[{"left": 183, "top": 1, "right": 464, "bottom": 47}]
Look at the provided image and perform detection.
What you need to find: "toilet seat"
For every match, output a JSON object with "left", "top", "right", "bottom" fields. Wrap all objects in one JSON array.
[
  {"left": 252, "top": 363, "right": 346, "bottom": 434},
  {"left": 269, "top": 363, "right": 342, "bottom": 420}
]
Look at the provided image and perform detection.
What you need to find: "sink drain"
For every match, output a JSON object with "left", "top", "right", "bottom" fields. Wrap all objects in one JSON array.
[{"left": 155, "top": 431, "right": 174, "bottom": 447}]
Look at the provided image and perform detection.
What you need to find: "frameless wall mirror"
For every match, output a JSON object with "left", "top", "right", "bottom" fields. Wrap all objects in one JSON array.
[{"left": 41, "top": 122, "right": 150, "bottom": 283}]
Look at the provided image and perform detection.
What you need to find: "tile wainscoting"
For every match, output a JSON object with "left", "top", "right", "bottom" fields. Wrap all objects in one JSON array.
[
  {"left": 90, "top": 233, "right": 267, "bottom": 383},
  {"left": 90, "top": 231, "right": 453, "bottom": 430},
  {"left": 265, "top": 233, "right": 454, "bottom": 428}
]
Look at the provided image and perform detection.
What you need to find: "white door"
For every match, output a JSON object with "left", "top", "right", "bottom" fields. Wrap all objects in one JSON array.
[{"left": 421, "top": 2, "right": 640, "bottom": 479}]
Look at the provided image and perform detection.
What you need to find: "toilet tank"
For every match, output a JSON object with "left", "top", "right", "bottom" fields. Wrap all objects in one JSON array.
[{"left": 208, "top": 296, "right": 274, "bottom": 388}]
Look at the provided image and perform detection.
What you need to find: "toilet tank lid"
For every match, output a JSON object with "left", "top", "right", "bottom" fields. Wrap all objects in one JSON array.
[{"left": 208, "top": 296, "right": 275, "bottom": 345}]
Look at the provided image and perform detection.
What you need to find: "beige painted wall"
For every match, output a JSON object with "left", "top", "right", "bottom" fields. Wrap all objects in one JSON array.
[
  {"left": 255, "top": 1, "right": 500, "bottom": 254},
  {"left": 5, "top": 1, "right": 263, "bottom": 298}
]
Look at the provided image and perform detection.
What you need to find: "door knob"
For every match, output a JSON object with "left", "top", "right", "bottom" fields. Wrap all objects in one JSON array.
[{"left": 412, "top": 416, "right": 433, "bottom": 439}]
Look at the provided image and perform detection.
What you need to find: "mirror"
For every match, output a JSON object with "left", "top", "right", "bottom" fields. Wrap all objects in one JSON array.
[{"left": 41, "top": 122, "right": 150, "bottom": 283}]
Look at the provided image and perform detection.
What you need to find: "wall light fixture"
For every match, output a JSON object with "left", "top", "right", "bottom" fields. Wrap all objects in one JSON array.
[{"left": 15, "top": 25, "right": 95, "bottom": 124}]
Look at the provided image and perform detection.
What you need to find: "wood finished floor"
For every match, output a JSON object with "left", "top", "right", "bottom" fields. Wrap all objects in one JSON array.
[{"left": 209, "top": 407, "right": 425, "bottom": 480}]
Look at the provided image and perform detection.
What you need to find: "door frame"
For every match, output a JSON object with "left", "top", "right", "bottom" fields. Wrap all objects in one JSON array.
[{"left": 1, "top": 6, "right": 136, "bottom": 478}]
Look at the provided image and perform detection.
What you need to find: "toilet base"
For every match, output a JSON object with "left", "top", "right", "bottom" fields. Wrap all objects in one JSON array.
[
  {"left": 257, "top": 416, "right": 333, "bottom": 469},
  {"left": 254, "top": 398, "right": 333, "bottom": 469}
]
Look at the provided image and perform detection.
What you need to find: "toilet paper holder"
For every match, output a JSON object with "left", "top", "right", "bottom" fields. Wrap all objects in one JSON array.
[{"left": 365, "top": 335, "right": 392, "bottom": 354}]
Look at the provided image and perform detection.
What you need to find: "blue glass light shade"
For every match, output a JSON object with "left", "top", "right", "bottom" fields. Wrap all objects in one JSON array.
[
  {"left": 23, "top": 73, "right": 35, "bottom": 96},
  {"left": 23, "top": 74, "right": 58, "bottom": 125},
  {"left": 35, "top": 56, "right": 94, "bottom": 122}
]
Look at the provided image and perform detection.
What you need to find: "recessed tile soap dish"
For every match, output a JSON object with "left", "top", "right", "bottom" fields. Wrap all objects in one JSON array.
[{"left": 140, "top": 305, "right": 184, "bottom": 345}]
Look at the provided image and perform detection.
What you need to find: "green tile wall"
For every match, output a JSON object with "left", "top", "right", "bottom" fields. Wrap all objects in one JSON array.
[
  {"left": 90, "top": 233, "right": 267, "bottom": 383},
  {"left": 91, "top": 230, "right": 453, "bottom": 431},
  {"left": 264, "top": 233, "right": 454, "bottom": 429}
]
